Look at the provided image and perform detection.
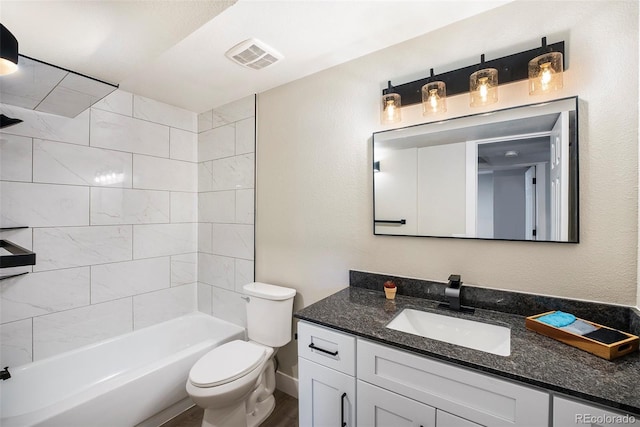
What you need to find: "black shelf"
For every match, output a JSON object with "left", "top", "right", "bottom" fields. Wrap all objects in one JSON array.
[{"left": 0, "top": 239, "right": 36, "bottom": 269}]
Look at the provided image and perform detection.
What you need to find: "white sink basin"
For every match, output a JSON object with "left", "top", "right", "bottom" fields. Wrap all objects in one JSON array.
[{"left": 386, "top": 308, "right": 511, "bottom": 356}]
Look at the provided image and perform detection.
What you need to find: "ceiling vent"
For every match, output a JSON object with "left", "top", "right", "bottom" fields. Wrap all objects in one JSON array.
[{"left": 225, "top": 38, "right": 282, "bottom": 70}]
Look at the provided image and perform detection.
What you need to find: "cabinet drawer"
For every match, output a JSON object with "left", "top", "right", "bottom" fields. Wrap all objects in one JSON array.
[
  {"left": 553, "top": 396, "right": 640, "bottom": 426},
  {"left": 298, "top": 321, "right": 356, "bottom": 375},
  {"left": 357, "top": 339, "right": 549, "bottom": 427}
]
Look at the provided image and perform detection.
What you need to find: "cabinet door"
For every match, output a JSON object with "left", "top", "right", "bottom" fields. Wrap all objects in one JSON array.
[
  {"left": 437, "top": 410, "right": 483, "bottom": 427},
  {"left": 299, "top": 357, "right": 356, "bottom": 427},
  {"left": 357, "top": 339, "right": 549, "bottom": 426},
  {"left": 357, "top": 380, "right": 436, "bottom": 427},
  {"left": 553, "top": 396, "right": 640, "bottom": 426}
]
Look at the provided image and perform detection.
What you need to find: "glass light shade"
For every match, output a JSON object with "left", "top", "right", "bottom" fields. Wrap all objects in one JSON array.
[
  {"left": 381, "top": 93, "right": 401, "bottom": 124},
  {"left": 528, "top": 51, "right": 563, "bottom": 95},
  {"left": 421, "top": 81, "right": 447, "bottom": 115},
  {"left": 469, "top": 68, "right": 498, "bottom": 107},
  {"left": 0, "top": 58, "right": 18, "bottom": 75},
  {"left": 0, "top": 24, "right": 19, "bottom": 76}
]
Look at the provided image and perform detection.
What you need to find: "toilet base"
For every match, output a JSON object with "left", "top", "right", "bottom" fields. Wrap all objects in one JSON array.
[
  {"left": 247, "top": 394, "right": 275, "bottom": 427},
  {"left": 201, "top": 402, "right": 246, "bottom": 427},
  {"left": 200, "top": 394, "right": 275, "bottom": 427}
]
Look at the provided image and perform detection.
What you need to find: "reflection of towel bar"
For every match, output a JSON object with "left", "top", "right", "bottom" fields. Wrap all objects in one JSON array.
[{"left": 374, "top": 219, "right": 406, "bottom": 225}]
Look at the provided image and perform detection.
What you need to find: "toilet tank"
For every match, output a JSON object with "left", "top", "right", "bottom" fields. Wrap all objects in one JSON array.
[{"left": 243, "top": 282, "right": 296, "bottom": 348}]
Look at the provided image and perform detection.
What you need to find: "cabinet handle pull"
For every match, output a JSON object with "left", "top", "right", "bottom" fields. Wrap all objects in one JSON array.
[
  {"left": 341, "top": 392, "right": 347, "bottom": 427},
  {"left": 308, "top": 342, "right": 339, "bottom": 356}
]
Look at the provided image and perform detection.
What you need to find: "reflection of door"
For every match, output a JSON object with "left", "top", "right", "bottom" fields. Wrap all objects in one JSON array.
[
  {"left": 417, "top": 143, "right": 466, "bottom": 237},
  {"left": 525, "top": 166, "right": 536, "bottom": 240},
  {"left": 550, "top": 112, "right": 569, "bottom": 241},
  {"left": 374, "top": 148, "right": 418, "bottom": 235}
]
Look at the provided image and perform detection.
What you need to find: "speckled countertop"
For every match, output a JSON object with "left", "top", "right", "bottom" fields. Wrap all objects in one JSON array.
[{"left": 295, "top": 287, "right": 640, "bottom": 415}]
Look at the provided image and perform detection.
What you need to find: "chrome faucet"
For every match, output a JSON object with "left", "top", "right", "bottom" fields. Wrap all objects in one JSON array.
[{"left": 444, "top": 274, "right": 462, "bottom": 311}]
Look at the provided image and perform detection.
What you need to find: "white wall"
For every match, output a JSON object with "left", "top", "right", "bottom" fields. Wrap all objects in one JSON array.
[
  {"left": 256, "top": 1, "right": 639, "bottom": 376},
  {"left": 196, "top": 96, "right": 256, "bottom": 327},
  {"left": 1, "top": 91, "right": 199, "bottom": 366},
  {"left": 417, "top": 143, "right": 466, "bottom": 236}
]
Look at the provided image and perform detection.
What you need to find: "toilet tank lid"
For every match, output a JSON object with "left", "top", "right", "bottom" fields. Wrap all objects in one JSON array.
[{"left": 243, "top": 282, "right": 296, "bottom": 300}]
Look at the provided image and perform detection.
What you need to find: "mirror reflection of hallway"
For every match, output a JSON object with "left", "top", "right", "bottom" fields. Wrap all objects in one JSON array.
[{"left": 373, "top": 97, "right": 578, "bottom": 242}]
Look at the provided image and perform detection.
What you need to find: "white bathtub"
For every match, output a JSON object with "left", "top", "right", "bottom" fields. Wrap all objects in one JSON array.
[{"left": 0, "top": 312, "right": 245, "bottom": 427}]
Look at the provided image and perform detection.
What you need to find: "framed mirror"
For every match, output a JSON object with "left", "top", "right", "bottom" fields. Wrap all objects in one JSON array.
[{"left": 373, "top": 97, "right": 578, "bottom": 242}]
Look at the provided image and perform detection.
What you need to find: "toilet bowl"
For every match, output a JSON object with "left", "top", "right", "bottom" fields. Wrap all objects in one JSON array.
[
  {"left": 186, "top": 282, "right": 296, "bottom": 427},
  {"left": 186, "top": 341, "right": 275, "bottom": 427}
]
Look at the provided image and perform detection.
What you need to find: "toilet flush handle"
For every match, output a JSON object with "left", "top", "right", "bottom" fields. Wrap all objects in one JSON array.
[{"left": 240, "top": 296, "right": 250, "bottom": 302}]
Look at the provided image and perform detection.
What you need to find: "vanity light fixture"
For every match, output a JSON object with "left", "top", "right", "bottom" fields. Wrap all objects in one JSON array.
[
  {"left": 528, "top": 37, "right": 563, "bottom": 95},
  {"left": 0, "top": 24, "right": 19, "bottom": 75},
  {"left": 381, "top": 81, "right": 401, "bottom": 124},
  {"left": 380, "top": 37, "right": 565, "bottom": 121},
  {"left": 421, "top": 69, "right": 447, "bottom": 115},
  {"left": 469, "top": 55, "right": 498, "bottom": 107}
]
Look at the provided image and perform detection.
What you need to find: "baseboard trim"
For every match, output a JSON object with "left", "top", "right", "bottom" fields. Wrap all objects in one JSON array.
[{"left": 275, "top": 370, "right": 298, "bottom": 399}]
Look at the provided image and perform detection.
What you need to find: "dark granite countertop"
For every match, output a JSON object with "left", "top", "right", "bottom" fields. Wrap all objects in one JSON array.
[{"left": 295, "top": 286, "right": 640, "bottom": 415}]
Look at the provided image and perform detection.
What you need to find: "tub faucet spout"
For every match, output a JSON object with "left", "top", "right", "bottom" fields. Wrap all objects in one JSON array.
[{"left": 1, "top": 366, "right": 10, "bottom": 381}]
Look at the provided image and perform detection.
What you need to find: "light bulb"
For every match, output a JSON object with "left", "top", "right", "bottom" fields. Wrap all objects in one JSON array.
[
  {"left": 385, "top": 100, "right": 396, "bottom": 121},
  {"left": 479, "top": 77, "right": 489, "bottom": 102},
  {"left": 539, "top": 62, "right": 553, "bottom": 90},
  {"left": 428, "top": 89, "right": 439, "bottom": 112}
]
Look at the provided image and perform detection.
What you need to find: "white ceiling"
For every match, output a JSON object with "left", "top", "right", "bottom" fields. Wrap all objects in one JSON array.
[{"left": 1, "top": 0, "right": 510, "bottom": 113}]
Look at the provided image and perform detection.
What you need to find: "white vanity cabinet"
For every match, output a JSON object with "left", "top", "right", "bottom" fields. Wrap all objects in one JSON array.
[
  {"left": 297, "top": 321, "right": 555, "bottom": 427},
  {"left": 298, "top": 322, "right": 356, "bottom": 427},
  {"left": 357, "top": 339, "right": 549, "bottom": 427},
  {"left": 553, "top": 396, "right": 640, "bottom": 427}
]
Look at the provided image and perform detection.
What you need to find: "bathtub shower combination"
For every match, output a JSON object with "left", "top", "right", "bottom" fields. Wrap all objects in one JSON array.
[{"left": 0, "top": 313, "right": 245, "bottom": 427}]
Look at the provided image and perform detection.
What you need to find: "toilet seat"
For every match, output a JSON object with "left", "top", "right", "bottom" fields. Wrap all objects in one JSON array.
[{"left": 189, "top": 341, "right": 266, "bottom": 388}]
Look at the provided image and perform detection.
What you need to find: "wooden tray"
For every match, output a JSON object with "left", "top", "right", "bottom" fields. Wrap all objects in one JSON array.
[{"left": 525, "top": 311, "right": 639, "bottom": 360}]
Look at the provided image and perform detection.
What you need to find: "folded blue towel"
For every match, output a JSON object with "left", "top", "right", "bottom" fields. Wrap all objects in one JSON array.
[{"left": 537, "top": 311, "right": 576, "bottom": 328}]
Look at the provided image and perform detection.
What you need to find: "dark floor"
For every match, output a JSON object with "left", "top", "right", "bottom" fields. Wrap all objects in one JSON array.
[{"left": 160, "top": 389, "right": 299, "bottom": 427}]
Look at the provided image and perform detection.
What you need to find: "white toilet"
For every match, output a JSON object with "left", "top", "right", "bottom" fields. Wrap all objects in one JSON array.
[{"left": 186, "top": 282, "right": 296, "bottom": 427}]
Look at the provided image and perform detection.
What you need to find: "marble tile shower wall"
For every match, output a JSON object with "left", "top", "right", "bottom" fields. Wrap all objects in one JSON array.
[
  {"left": 0, "top": 91, "right": 200, "bottom": 366},
  {"left": 196, "top": 95, "right": 255, "bottom": 328}
]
